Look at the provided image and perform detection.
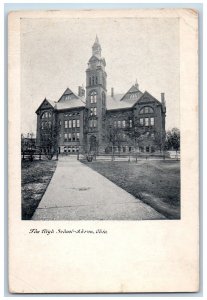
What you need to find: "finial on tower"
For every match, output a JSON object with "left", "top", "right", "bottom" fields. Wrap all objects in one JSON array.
[{"left": 135, "top": 79, "right": 139, "bottom": 89}]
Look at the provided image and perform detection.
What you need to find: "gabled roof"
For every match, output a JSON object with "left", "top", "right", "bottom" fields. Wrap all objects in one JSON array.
[
  {"left": 55, "top": 86, "right": 86, "bottom": 110},
  {"left": 58, "top": 87, "right": 79, "bottom": 102},
  {"left": 134, "top": 91, "right": 162, "bottom": 107},
  {"left": 120, "top": 85, "right": 141, "bottom": 101},
  {"left": 107, "top": 89, "right": 163, "bottom": 111},
  {"left": 35, "top": 98, "right": 55, "bottom": 113}
]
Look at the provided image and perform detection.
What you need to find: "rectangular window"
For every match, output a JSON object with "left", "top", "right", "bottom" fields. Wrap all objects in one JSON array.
[
  {"left": 122, "top": 120, "right": 126, "bottom": 128},
  {"left": 64, "top": 133, "right": 67, "bottom": 141},
  {"left": 93, "top": 119, "right": 97, "bottom": 128},
  {"left": 114, "top": 121, "right": 117, "bottom": 128},
  {"left": 72, "top": 133, "right": 76, "bottom": 141},
  {"left": 59, "top": 120, "right": 61, "bottom": 126},
  {"left": 76, "top": 133, "right": 80, "bottom": 141},
  {"left": 64, "top": 121, "right": 68, "bottom": 128},
  {"left": 77, "top": 119, "right": 80, "bottom": 128},
  {"left": 140, "top": 118, "right": 144, "bottom": 126},
  {"left": 69, "top": 120, "right": 72, "bottom": 128},
  {"left": 145, "top": 118, "right": 149, "bottom": 126},
  {"left": 150, "top": 117, "right": 155, "bottom": 126},
  {"left": 72, "top": 120, "right": 76, "bottom": 128},
  {"left": 68, "top": 133, "right": 72, "bottom": 141},
  {"left": 118, "top": 121, "right": 121, "bottom": 128}
]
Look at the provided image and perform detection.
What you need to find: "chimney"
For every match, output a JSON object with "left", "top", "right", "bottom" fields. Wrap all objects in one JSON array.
[
  {"left": 161, "top": 93, "right": 166, "bottom": 112},
  {"left": 78, "top": 86, "right": 85, "bottom": 97},
  {"left": 111, "top": 87, "right": 114, "bottom": 97}
]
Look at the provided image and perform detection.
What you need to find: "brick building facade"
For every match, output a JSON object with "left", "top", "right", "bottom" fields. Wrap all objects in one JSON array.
[{"left": 36, "top": 36, "right": 166, "bottom": 155}]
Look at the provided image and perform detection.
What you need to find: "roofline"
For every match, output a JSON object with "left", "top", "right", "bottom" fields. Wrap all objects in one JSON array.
[
  {"left": 131, "top": 90, "right": 162, "bottom": 108},
  {"left": 54, "top": 106, "right": 86, "bottom": 112},
  {"left": 35, "top": 99, "right": 55, "bottom": 114},
  {"left": 120, "top": 85, "right": 140, "bottom": 101},
  {"left": 107, "top": 107, "right": 133, "bottom": 112}
]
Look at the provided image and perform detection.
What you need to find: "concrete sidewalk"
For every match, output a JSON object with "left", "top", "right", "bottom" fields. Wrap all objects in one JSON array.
[{"left": 32, "top": 156, "right": 165, "bottom": 220}]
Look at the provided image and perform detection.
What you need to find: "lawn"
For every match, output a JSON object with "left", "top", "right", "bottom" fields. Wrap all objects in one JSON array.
[
  {"left": 82, "top": 160, "right": 180, "bottom": 219},
  {"left": 21, "top": 160, "right": 57, "bottom": 220}
]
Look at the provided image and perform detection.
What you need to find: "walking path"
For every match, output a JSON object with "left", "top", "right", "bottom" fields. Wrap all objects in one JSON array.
[{"left": 32, "top": 156, "right": 165, "bottom": 220}]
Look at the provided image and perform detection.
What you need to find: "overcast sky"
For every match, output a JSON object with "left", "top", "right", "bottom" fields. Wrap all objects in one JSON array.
[{"left": 21, "top": 17, "right": 180, "bottom": 135}]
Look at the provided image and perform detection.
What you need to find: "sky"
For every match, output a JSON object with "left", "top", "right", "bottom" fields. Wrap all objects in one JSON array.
[{"left": 21, "top": 16, "right": 180, "bottom": 135}]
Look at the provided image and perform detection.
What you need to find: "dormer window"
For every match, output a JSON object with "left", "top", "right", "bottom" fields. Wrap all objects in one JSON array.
[
  {"left": 65, "top": 95, "right": 72, "bottom": 101},
  {"left": 129, "top": 93, "right": 137, "bottom": 99}
]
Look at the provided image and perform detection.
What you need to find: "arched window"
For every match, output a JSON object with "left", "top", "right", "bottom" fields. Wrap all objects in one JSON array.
[
  {"left": 90, "top": 91, "right": 97, "bottom": 103},
  {"left": 139, "top": 106, "right": 154, "bottom": 114},
  {"left": 41, "top": 111, "right": 52, "bottom": 119}
]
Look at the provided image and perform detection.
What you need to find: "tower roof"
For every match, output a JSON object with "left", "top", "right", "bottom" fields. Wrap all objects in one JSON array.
[{"left": 93, "top": 35, "right": 100, "bottom": 46}]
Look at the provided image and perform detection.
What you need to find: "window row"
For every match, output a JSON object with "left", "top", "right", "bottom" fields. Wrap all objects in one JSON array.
[
  {"left": 64, "top": 146, "right": 79, "bottom": 153},
  {"left": 140, "top": 106, "right": 154, "bottom": 114},
  {"left": 140, "top": 117, "right": 154, "bottom": 126},
  {"left": 64, "top": 112, "right": 80, "bottom": 117},
  {"left": 129, "top": 93, "right": 138, "bottom": 99},
  {"left": 41, "top": 112, "right": 52, "bottom": 119},
  {"left": 64, "top": 95, "right": 73, "bottom": 101},
  {"left": 113, "top": 119, "right": 132, "bottom": 128},
  {"left": 41, "top": 121, "right": 52, "bottom": 129},
  {"left": 64, "top": 132, "right": 80, "bottom": 142},
  {"left": 64, "top": 119, "right": 80, "bottom": 128},
  {"left": 109, "top": 146, "right": 134, "bottom": 153}
]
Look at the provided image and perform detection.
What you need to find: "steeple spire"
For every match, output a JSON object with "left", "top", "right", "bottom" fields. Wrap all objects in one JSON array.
[
  {"left": 95, "top": 35, "right": 99, "bottom": 44},
  {"left": 92, "top": 35, "right": 101, "bottom": 58}
]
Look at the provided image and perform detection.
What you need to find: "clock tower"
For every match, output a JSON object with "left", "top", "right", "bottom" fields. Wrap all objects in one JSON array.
[{"left": 86, "top": 36, "right": 107, "bottom": 153}]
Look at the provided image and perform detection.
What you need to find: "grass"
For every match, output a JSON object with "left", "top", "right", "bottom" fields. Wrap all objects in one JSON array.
[
  {"left": 82, "top": 160, "right": 180, "bottom": 219},
  {"left": 21, "top": 160, "right": 57, "bottom": 220}
]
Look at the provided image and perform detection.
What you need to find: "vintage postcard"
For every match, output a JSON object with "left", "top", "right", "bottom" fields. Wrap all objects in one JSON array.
[{"left": 8, "top": 9, "right": 199, "bottom": 293}]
